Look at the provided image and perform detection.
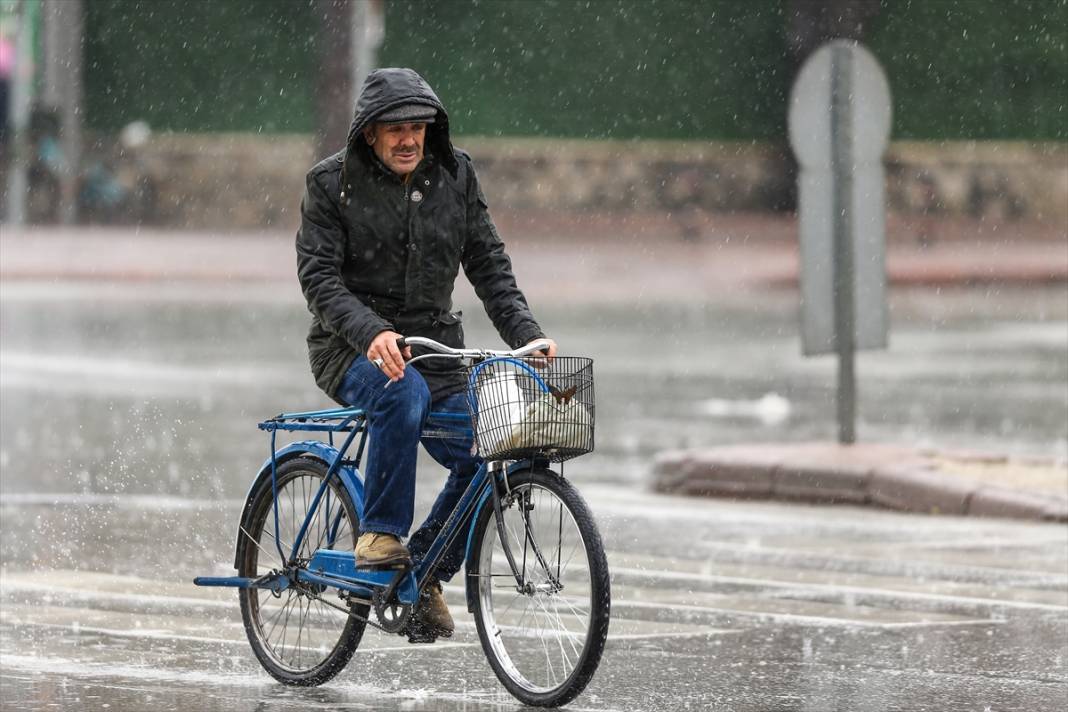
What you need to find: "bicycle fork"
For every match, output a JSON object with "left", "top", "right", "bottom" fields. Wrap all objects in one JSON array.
[{"left": 489, "top": 463, "right": 562, "bottom": 595}]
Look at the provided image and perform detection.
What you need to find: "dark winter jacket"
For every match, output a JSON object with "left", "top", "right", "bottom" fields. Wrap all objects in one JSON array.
[{"left": 296, "top": 68, "right": 545, "bottom": 403}]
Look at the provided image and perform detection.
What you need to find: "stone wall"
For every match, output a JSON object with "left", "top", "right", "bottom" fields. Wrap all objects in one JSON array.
[
  {"left": 463, "top": 140, "right": 795, "bottom": 214},
  {"left": 885, "top": 142, "right": 1067, "bottom": 225},
  {"left": 129, "top": 133, "right": 312, "bottom": 229},
  {"left": 121, "top": 134, "right": 1066, "bottom": 233}
]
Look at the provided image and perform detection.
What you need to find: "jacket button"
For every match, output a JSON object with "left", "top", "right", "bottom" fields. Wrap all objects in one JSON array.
[{"left": 410, "top": 190, "right": 423, "bottom": 202}]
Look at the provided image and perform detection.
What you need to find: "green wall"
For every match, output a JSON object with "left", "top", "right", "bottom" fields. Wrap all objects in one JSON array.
[
  {"left": 380, "top": 0, "right": 790, "bottom": 140},
  {"left": 84, "top": 0, "right": 1066, "bottom": 140},
  {"left": 85, "top": 0, "right": 318, "bottom": 133},
  {"left": 867, "top": 0, "right": 1067, "bottom": 140}
]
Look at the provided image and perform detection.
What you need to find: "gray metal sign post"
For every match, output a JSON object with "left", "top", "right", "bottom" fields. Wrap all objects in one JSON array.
[
  {"left": 831, "top": 44, "right": 858, "bottom": 443},
  {"left": 789, "top": 41, "right": 891, "bottom": 444}
]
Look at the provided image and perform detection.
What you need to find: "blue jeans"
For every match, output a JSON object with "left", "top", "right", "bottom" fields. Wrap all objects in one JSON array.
[{"left": 335, "top": 355, "right": 481, "bottom": 581}]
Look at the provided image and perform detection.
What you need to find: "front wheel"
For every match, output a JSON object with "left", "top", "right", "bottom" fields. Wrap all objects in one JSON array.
[{"left": 468, "top": 469, "right": 611, "bottom": 707}]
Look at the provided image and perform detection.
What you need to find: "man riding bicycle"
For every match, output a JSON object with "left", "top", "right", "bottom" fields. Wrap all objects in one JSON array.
[{"left": 295, "top": 67, "right": 556, "bottom": 642}]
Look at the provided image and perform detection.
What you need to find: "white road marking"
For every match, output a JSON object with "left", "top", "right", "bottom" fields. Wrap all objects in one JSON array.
[
  {"left": 692, "top": 539, "right": 1068, "bottom": 580},
  {"left": 864, "top": 535, "right": 1068, "bottom": 551},
  {"left": 3, "top": 615, "right": 733, "bottom": 652},
  {"left": 611, "top": 598, "right": 1000, "bottom": 630},
  {"left": 610, "top": 565, "right": 1068, "bottom": 612},
  {"left": 2, "top": 577, "right": 1001, "bottom": 635},
  {"left": 9, "top": 620, "right": 488, "bottom": 654},
  {"left": 3, "top": 621, "right": 253, "bottom": 648},
  {"left": 608, "top": 629, "right": 740, "bottom": 641},
  {"left": 2, "top": 574, "right": 733, "bottom": 646},
  {"left": 1, "top": 578, "right": 235, "bottom": 610}
]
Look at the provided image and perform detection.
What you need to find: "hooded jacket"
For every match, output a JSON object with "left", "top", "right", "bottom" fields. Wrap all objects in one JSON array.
[{"left": 296, "top": 68, "right": 545, "bottom": 403}]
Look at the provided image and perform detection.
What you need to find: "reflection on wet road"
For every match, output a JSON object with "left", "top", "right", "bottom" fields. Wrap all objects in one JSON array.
[{"left": 1, "top": 279, "right": 1066, "bottom": 710}]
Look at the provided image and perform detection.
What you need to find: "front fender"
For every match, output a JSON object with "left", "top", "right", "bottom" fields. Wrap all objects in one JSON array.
[
  {"left": 231, "top": 441, "right": 366, "bottom": 569},
  {"left": 463, "top": 460, "right": 552, "bottom": 613}
]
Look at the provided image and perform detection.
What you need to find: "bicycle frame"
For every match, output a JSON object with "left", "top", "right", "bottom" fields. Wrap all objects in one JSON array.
[{"left": 194, "top": 405, "right": 543, "bottom": 610}]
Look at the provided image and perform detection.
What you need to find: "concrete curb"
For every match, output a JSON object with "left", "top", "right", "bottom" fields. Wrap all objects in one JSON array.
[{"left": 652, "top": 443, "right": 1068, "bottom": 523}]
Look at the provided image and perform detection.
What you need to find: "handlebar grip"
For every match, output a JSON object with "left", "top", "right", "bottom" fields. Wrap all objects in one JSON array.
[
  {"left": 513, "top": 339, "right": 552, "bottom": 358},
  {"left": 396, "top": 336, "right": 407, "bottom": 349}
]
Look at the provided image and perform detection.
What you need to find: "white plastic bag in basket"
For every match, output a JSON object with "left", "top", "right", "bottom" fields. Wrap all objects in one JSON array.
[
  {"left": 475, "top": 370, "right": 525, "bottom": 455},
  {"left": 502, "top": 391, "right": 592, "bottom": 452}
]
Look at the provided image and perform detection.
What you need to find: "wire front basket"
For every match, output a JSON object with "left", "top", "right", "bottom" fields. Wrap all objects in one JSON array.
[{"left": 465, "top": 356, "right": 595, "bottom": 463}]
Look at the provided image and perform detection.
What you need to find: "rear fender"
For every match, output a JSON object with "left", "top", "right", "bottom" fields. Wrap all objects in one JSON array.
[{"left": 231, "top": 441, "right": 366, "bottom": 569}]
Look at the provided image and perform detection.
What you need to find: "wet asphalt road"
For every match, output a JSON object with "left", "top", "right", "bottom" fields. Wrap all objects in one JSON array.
[
  {"left": 1, "top": 277, "right": 1067, "bottom": 710},
  {"left": 1, "top": 490, "right": 1066, "bottom": 711}
]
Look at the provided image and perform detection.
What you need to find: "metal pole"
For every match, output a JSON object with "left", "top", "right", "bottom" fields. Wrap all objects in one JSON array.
[
  {"left": 4, "top": 0, "right": 36, "bottom": 226},
  {"left": 314, "top": 0, "right": 352, "bottom": 160},
  {"left": 40, "top": 0, "right": 82, "bottom": 224},
  {"left": 830, "top": 44, "right": 856, "bottom": 444},
  {"left": 59, "top": 0, "right": 81, "bottom": 225},
  {"left": 352, "top": 0, "right": 383, "bottom": 96}
]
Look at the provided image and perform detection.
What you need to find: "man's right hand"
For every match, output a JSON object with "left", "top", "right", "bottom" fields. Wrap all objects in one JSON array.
[{"left": 367, "top": 330, "right": 411, "bottom": 381}]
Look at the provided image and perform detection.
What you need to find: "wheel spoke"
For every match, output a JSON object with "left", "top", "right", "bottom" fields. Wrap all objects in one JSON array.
[
  {"left": 277, "top": 592, "right": 295, "bottom": 661},
  {"left": 256, "top": 526, "right": 293, "bottom": 563},
  {"left": 556, "top": 594, "right": 591, "bottom": 622},
  {"left": 264, "top": 592, "right": 298, "bottom": 644},
  {"left": 537, "top": 594, "right": 581, "bottom": 662}
]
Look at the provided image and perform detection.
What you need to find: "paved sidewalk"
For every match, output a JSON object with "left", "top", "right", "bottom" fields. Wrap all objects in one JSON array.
[
  {"left": 1, "top": 223, "right": 1065, "bottom": 306},
  {"left": 653, "top": 443, "right": 1068, "bottom": 522}
]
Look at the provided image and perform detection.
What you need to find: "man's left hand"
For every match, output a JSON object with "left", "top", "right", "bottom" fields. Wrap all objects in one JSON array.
[{"left": 525, "top": 337, "right": 557, "bottom": 360}]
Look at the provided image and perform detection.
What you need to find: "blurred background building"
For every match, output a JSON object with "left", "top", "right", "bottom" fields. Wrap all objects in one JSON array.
[{"left": 1, "top": 0, "right": 1065, "bottom": 234}]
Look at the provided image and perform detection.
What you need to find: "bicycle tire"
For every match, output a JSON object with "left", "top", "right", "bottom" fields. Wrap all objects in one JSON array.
[
  {"left": 237, "top": 456, "right": 368, "bottom": 686},
  {"left": 468, "top": 468, "right": 611, "bottom": 707}
]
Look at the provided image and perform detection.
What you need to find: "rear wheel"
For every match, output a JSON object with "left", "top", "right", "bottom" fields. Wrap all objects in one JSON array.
[
  {"left": 237, "top": 457, "right": 368, "bottom": 686},
  {"left": 468, "top": 469, "right": 611, "bottom": 707}
]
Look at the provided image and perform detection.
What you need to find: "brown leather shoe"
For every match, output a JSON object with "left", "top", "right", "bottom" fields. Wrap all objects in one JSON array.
[
  {"left": 408, "top": 579, "right": 454, "bottom": 643},
  {"left": 355, "top": 532, "right": 410, "bottom": 569}
]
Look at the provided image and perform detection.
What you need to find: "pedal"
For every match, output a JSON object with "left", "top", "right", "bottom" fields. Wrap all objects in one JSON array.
[{"left": 404, "top": 621, "right": 439, "bottom": 645}]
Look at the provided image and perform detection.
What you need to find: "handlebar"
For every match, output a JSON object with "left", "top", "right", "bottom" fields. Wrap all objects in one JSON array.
[{"left": 397, "top": 336, "right": 552, "bottom": 361}]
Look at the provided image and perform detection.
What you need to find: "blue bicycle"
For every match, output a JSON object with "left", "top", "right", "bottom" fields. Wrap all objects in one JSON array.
[{"left": 195, "top": 337, "right": 610, "bottom": 707}]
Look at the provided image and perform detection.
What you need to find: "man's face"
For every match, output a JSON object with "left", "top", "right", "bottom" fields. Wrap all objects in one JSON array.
[{"left": 365, "top": 122, "right": 427, "bottom": 177}]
